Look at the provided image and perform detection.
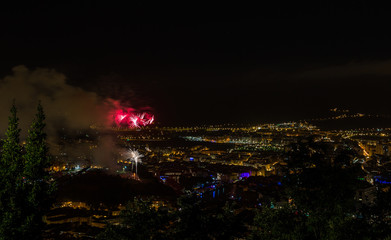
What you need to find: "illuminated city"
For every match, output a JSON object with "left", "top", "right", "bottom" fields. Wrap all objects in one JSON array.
[
  {"left": 31, "top": 110, "right": 391, "bottom": 238},
  {"left": 1, "top": 3, "right": 390, "bottom": 240}
]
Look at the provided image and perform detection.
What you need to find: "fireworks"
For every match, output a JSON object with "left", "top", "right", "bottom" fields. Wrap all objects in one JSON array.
[
  {"left": 113, "top": 109, "right": 154, "bottom": 128},
  {"left": 125, "top": 148, "right": 144, "bottom": 174}
]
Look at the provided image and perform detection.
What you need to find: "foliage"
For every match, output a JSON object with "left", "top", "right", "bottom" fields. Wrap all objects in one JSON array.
[
  {"left": 23, "top": 101, "right": 55, "bottom": 239},
  {"left": 98, "top": 196, "right": 246, "bottom": 240},
  {"left": 0, "top": 102, "right": 53, "bottom": 240},
  {"left": 172, "top": 195, "right": 246, "bottom": 240},
  {"left": 97, "top": 198, "right": 173, "bottom": 240},
  {"left": 250, "top": 137, "right": 375, "bottom": 240},
  {"left": 250, "top": 205, "right": 307, "bottom": 240},
  {"left": 0, "top": 102, "right": 25, "bottom": 239}
]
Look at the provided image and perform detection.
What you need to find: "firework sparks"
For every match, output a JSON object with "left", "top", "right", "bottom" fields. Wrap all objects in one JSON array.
[
  {"left": 113, "top": 109, "right": 154, "bottom": 128},
  {"left": 125, "top": 148, "right": 143, "bottom": 174}
]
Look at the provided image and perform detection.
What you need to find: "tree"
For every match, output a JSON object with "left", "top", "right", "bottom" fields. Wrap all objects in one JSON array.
[
  {"left": 98, "top": 195, "right": 246, "bottom": 240},
  {"left": 208, "top": 202, "right": 246, "bottom": 240},
  {"left": 250, "top": 205, "right": 307, "bottom": 240},
  {"left": 171, "top": 195, "right": 246, "bottom": 240},
  {"left": 0, "top": 102, "right": 24, "bottom": 239},
  {"left": 278, "top": 141, "right": 372, "bottom": 240},
  {"left": 22, "top": 101, "right": 54, "bottom": 239},
  {"left": 97, "top": 198, "right": 173, "bottom": 240},
  {"left": 0, "top": 102, "right": 54, "bottom": 240},
  {"left": 171, "top": 195, "right": 211, "bottom": 240}
]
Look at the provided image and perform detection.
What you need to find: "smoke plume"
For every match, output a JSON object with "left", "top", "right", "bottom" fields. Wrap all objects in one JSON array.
[{"left": 0, "top": 65, "right": 112, "bottom": 139}]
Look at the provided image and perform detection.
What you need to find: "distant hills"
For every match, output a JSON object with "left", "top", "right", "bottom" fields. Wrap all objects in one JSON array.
[{"left": 307, "top": 114, "right": 391, "bottom": 130}]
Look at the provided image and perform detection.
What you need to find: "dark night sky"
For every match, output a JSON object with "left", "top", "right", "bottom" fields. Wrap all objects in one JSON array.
[{"left": 1, "top": 2, "right": 391, "bottom": 126}]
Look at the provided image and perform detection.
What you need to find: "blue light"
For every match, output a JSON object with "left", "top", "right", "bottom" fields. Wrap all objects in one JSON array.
[
  {"left": 189, "top": 157, "right": 194, "bottom": 161},
  {"left": 277, "top": 182, "right": 282, "bottom": 186},
  {"left": 240, "top": 172, "right": 250, "bottom": 178},
  {"left": 374, "top": 177, "right": 391, "bottom": 184}
]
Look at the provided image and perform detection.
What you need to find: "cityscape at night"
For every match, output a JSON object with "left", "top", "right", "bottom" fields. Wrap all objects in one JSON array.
[{"left": 1, "top": 2, "right": 391, "bottom": 240}]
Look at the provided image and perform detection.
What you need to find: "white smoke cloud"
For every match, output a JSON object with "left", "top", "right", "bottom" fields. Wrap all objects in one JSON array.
[{"left": 0, "top": 65, "right": 110, "bottom": 139}]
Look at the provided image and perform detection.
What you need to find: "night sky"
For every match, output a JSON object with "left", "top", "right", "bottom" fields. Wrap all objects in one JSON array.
[{"left": 1, "top": 2, "right": 391, "bottom": 126}]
